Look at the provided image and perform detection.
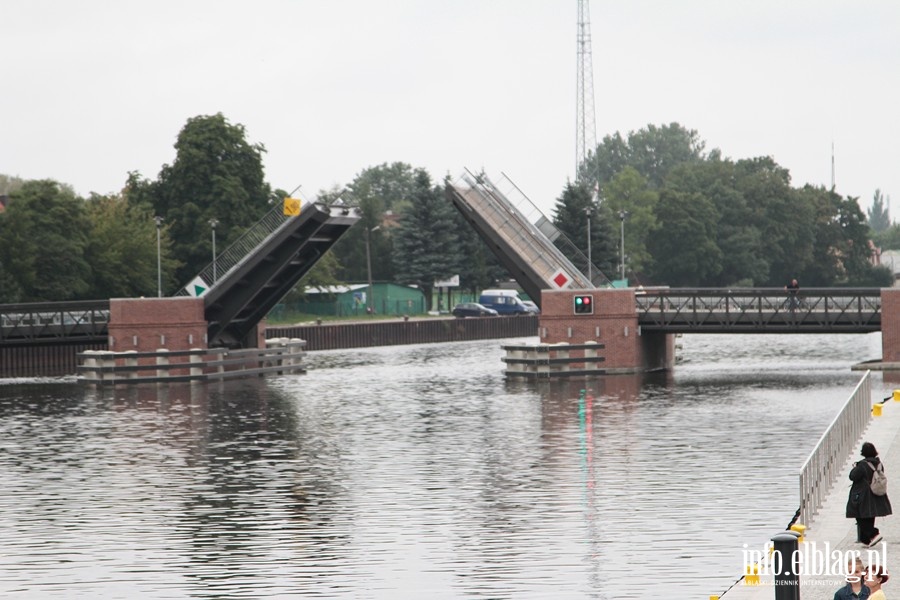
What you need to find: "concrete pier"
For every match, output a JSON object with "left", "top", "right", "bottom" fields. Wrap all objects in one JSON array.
[{"left": 722, "top": 375, "right": 900, "bottom": 599}]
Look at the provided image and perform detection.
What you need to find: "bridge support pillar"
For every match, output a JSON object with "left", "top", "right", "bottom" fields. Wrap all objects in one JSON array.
[
  {"left": 539, "top": 289, "right": 675, "bottom": 373},
  {"left": 881, "top": 289, "right": 900, "bottom": 363},
  {"left": 108, "top": 297, "right": 208, "bottom": 353}
]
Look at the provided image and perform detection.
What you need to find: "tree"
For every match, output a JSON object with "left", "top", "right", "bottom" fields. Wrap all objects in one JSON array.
[
  {"left": 601, "top": 167, "right": 658, "bottom": 276},
  {"left": 331, "top": 163, "right": 418, "bottom": 283},
  {"left": 0, "top": 174, "right": 26, "bottom": 196},
  {"left": 0, "top": 180, "right": 92, "bottom": 301},
  {"left": 392, "top": 170, "right": 461, "bottom": 308},
  {"left": 83, "top": 193, "right": 178, "bottom": 298},
  {"left": 552, "top": 182, "right": 617, "bottom": 280},
  {"left": 647, "top": 186, "right": 722, "bottom": 286},
  {"left": 148, "top": 113, "right": 272, "bottom": 287},
  {"left": 868, "top": 189, "right": 891, "bottom": 233},
  {"left": 579, "top": 122, "right": 706, "bottom": 190},
  {"left": 734, "top": 157, "right": 814, "bottom": 286}
]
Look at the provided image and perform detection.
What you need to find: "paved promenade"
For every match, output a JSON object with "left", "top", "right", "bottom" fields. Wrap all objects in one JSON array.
[{"left": 723, "top": 374, "right": 900, "bottom": 599}]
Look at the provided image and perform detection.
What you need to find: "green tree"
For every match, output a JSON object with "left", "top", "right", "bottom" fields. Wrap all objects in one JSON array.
[
  {"left": 552, "top": 182, "right": 617, "bottom": 280},
  {"left": 392, "top": 170, "right": 461, "bottom": 308},
  {"left": 331, "top": 163, "right": 419, "bottom": 283},
  {"left": 602, "top": 167, "right": 658, "bottom": 276},
  {"left": 663, "top": 158, "right": 770, "bottom": 286},
  {"left": 83, "top": 193, "right": 178, "bottom": 298},
  {"left": 0, "top": 180, "right": 92, "bottom": 301},
  {"left": 868, "top": 189, "right": 891, "bottom": 233},
  {"left": 874, "top": 224, "right": 900, "bottom": 251},
  {"left": 579, "top": 122, "right": 706, "bottom": 190},
  {"left": 147, "top": 113, "right": 272, "bottom": 287},
  {"left": 0, "top": 174, "right": 26, "bottom": 196},
  {"left": 734, "top": 157, "right": 814, "bottom": 286},
  {"left": 647, "top": 186, "right": 722, "bottom": 286}
]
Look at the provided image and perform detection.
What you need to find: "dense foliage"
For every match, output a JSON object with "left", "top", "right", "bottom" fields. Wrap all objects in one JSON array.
[
  {"left": 577, "top": 123, "right": 891, "bottom": 287},
  {"left": 0, "top": 116, "right": 893, "bottom": 305}
]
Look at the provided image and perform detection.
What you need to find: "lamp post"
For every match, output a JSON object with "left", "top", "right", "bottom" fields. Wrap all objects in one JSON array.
[
  {"left": 154, "top": 216, "right": 164, "bottom": 297},
  {"left": 618, "top": 210, "right": 629, "bottom": 282},
  {"left": 208, "top": 218, "right": 219, "bottom": 283},
  {"left": 365, "top": 225, "right": 381, "bottom": 314},
  {"left": 584, "top": 206, "right": 592, "bottom": 284}
]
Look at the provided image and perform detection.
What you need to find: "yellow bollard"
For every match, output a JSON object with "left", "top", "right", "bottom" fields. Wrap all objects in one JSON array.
[
  {"left": 710, "top": 596, "right": 720, "bottom": 600},
  {"left": 744, "top": 563, "right": 760, "bottom": 585},
  {"left": 894, "top": 389, "right": 900, "bottom": 401},
  {"left": 790, "top": 523, "right": 807, "bottom": 543},
  {"left": 873, "top": 403, "right": 883, "bottom": 417}
]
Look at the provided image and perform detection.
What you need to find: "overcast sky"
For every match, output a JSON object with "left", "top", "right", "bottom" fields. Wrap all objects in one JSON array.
[{"left": 3, "top": 1, "right": 898, "bottom": 218}]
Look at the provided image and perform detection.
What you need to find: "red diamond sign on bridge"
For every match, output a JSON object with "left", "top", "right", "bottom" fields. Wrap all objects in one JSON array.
[{"left": 551, "top": 269, "right": 571, "bottom": 289}]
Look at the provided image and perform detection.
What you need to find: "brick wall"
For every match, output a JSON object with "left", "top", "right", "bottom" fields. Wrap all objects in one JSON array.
[
  {"left": 539, "top": 289, "right": 674, "bottom": 372},
  {"left": 108, "top": 297, "right": 208, "bottom": 353},
  {"left": 882, "top": 290, "right": 900, "bottom": 362}
]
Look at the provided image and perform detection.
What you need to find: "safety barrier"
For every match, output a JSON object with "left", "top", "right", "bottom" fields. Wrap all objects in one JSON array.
[
  {"left": 501, "top": 342, "right": 605, "bottom": 378},
  {"left": 77, "top": 338, "right": 306, "bottom": 385},
  {"left": 798, "top": 370, "right": 872, "bottom": 526}
]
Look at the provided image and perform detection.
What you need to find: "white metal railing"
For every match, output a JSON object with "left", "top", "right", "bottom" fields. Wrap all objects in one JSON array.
[
  {"left": 799, "top": 370, "right": 872, "bottom": 526},
  {"left": 174, "top": 201, "right": 302, "bottom": 297}
]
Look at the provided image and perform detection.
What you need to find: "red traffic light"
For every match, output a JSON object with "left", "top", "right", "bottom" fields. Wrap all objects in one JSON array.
[{"left": 574, "top": 294, "right": 594, "bottom": 314}]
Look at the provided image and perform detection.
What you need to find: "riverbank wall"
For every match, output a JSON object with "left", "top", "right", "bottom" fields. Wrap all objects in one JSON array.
[
  {"left": 0, "top": 316, "right": 538, "bottom": 378},
  {"left": 266, "top": 315, "right": 538, "bottom": 351}
]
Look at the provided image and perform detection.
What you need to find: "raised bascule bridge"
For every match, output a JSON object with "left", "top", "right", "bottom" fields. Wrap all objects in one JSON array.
[{"left": 2, "top": 172, "right": 898, "bottom": 376}]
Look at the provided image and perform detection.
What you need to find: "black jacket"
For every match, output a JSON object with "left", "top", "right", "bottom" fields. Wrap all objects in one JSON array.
[{"left": 846, "top": 457, "right": 893, "bottom": 518}]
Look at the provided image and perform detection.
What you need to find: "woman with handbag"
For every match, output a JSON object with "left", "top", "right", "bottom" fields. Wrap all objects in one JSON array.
[{"left": 847, "top": 441, "right": 892, "bottom": 546}]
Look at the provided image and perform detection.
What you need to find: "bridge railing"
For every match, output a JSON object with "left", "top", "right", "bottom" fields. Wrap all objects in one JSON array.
[
  {"left": 635, "top": 287, "right": 882, "bottom": 331},
  {"left": 799, "top": 370, "right": 872, "bottom": 526},
  {"left": 0, "top": 299, "right": 110, "bottom": 342},
  {"left": 174, "top": 201, "right": 302, "bottom": 297}
]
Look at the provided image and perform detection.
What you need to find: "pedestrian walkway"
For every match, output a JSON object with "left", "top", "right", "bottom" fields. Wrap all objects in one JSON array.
[{"left": 722, "top": 374, "right": 900, "bottom": 599}]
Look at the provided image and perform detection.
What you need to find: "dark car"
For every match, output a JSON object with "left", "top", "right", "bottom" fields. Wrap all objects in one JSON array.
[{"left": 452, "top": 302, "right": 499, "bottom": 318}]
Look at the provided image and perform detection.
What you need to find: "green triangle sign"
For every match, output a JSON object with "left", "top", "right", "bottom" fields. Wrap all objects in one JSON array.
[{"left": 193, "top": 284, "right": 207, "bottom": 296}]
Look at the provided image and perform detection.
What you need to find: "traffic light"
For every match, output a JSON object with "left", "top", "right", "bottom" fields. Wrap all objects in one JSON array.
[{"left": 573, "top": 294, "right": 593, "bottom": 314}]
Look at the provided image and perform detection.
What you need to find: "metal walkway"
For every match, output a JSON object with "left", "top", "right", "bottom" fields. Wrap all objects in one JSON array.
[
  {"left": 446, "top": 170, "right": 610, "bottom": 307},
  {"left": 176, "top": 201, "right": 361, "bottom": 347},
  {"left": 636, "top": 287, "right": 882, "bottom": 333}
]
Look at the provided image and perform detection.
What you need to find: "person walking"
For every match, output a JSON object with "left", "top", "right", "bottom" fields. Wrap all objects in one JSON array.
[
  {"left": 785, "top": 278, "right": 801, "bottom": 310},
  {"left": 847, "top": 441, "right": 892, "bottom": 546}
]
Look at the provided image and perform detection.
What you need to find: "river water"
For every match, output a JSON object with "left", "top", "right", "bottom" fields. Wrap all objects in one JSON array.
[{"left": 0, "top": 333, "right": 891, "bottom": 599}]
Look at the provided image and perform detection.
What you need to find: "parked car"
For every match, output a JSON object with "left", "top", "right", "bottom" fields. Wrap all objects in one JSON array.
[
  {"left": 521, "top": 300, "right": 540, "bottom": 314},
  {"left": 478, "top": 289, "right": 532, "bottom": 315},
  {"left": 452, "top": 302, "right": 499, "bottom": 318}
]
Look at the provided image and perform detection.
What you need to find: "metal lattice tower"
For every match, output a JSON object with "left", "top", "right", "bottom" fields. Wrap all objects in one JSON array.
[{"left": 576, "top": 0, "right": 597, "bottom": 184}]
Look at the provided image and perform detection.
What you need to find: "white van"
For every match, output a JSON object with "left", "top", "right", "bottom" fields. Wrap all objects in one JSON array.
[{"left": 478, "top": 289, "right": 532, "bottom": 315}]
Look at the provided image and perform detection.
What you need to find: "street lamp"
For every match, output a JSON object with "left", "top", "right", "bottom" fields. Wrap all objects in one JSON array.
[
  {"left": 365, "top": 225, "right": 381, "bottom": 314},
  {"left": 154, "top": 216, "right": 164, "bottom": 297},
  {"left": 618, "top": 210, "right": 629, "bottom": 282},
  {"left": 208, "top": 218, "right": 219, "bottom": 283},
  {"left": 584, "top": 206, "right": 592, "bottom": 284}
]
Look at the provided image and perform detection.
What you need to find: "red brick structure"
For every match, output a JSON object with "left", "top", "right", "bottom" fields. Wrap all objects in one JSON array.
[
  {"left": 108, "top": 298, "right": 208, "bottom": 353},
  {"left": 539, "top": 289, "right": 675, "bottom": 373},
  {"left": 881, "top": 289, "right": 900, "bottom": 363}
]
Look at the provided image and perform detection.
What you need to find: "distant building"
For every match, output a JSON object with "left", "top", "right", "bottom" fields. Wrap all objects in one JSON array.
[
  {"left": 273, "top": 283, "right": 427, "bottom": 318},
  {"left": 879, "top": 250, "right": 900, "bottom": 286}
]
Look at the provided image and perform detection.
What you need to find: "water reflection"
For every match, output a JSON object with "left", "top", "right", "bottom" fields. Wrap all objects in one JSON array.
[{"left": 0, "top": 333, "right": 888, "bottom": 598}]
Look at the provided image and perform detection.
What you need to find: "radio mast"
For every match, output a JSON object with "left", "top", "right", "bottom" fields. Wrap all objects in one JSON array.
[{"left": 576, "top": 0, "right": 597, "bottom": 185}]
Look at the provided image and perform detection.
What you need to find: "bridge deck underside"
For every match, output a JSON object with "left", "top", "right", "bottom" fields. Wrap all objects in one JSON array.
[
  {"left": 637, "top": 292, "right": 881, "bottom": 333},
  {"left": 204, "top": 205, "right": 359, "bottom": 347}
]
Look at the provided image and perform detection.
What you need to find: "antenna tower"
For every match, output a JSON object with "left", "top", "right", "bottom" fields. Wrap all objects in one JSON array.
[{"left": 576, "top": 0, "right": 597, "bottom": 184}]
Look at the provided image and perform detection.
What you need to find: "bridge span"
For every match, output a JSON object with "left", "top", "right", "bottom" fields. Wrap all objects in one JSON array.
[{"left": 636, "top": 287, "right": 881, "bottom": 334}]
